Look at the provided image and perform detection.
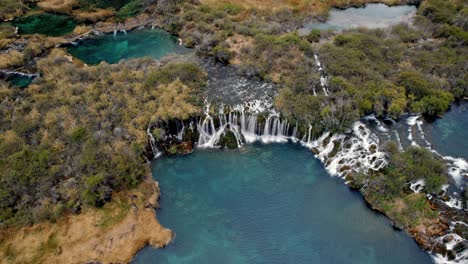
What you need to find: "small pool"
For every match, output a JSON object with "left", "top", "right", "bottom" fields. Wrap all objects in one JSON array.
[
  {"left": 12, "top": 13, "right": 76, "bottom": 36},
  {"left": 300, "top": 3, "right": 416, "bottom": 33},
  {"left": 67, "top": 29, "right": 190, "bottom": 65}
]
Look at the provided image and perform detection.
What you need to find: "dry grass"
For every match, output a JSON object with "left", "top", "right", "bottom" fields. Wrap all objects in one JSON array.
[
  {"left": 0, "top": 179, "right": 173, "bottom": 264},
  {"left": 37, "top": 0, "right": 78, "bottom": 14},
  {"left": 72, "top": 25, "right": 92, "bottom": 35},
  {"left": 73, "top": 8, "right": 115, "bottom": 22},
  {"left": 0, "top": 50, "right": 24, "bottom": 69},
  {"left": 226, "top": 34, "right": 254, "bottom": 64}
]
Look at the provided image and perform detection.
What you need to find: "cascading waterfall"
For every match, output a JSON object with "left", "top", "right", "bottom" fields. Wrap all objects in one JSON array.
[
  {"left": 314, "top": 54, "right": 330, "bottom": 96},
  {"left": 176, "top": 120, "right": 185, "bottom": 141},
  {"left": 194, "top": 102, "right": 387, "bottom": 179},
  {"left": 149, "top": 99, "right": 466, "bottom": 264},
  {"left": 406, "top": 115, "right": 419, "bottom": 146},
  {"left": 363, "top": 114, "right": 467, "bottom": 264},
  {"left": 146, "top": 125, "right": 161, "bottom": 158},
  {"left": 197, "top": 104, "right": 295, "bottom": 147}
]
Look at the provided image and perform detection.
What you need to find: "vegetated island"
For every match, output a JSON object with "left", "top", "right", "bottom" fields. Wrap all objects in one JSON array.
[{"left": 0, "top": 0, "right": 467, "bottom": 263}]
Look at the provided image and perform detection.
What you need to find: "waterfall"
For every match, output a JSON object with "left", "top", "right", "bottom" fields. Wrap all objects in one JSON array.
[
  {"left": 406, "top": 115, "right": 420, "bottom": 146},
  {"left": 292, "top": 122, "right": 298, "bottom": 140},
  {"left": 314, "top": 54, "right": 330, "bottom": 96},
  {"left": 394, "top": 130, "right": 403, "bottom": 151},
  {"left": 197, "top": 114, "right": 217, "bottom": 147},
  {"left": 176, "top": 120, "right": 185, "bottom": 141},
  {"left": 196, "top": 103, "right": 294, "bottom": 147},
  {"left": 307, "top": 124, "right": 313, "bottom": 145},
  {"left": 170, "top": 100, "right": 467, "bottom": 264},
  {"left": 147, "top": 125, "right": 161, "bottom": 158}
]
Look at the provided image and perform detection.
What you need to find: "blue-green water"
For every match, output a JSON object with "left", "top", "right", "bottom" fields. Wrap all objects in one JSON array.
[
  {"left": 67, "top": 29, "right": 190, "bottom": 65},
  {"left": 12, "top": 13, "right": 76, "bottom": 36},
  {"left": 133, "top": 143, "right": 432, "bottom": 264},
  {"left": 423, "top": 102, "right": 468, "bottom": 160},
  {"left": 7, "top": 74, "right": 34, "bottom": 88},
  {"left": 0, "top": 72, "right": 35, "bottom": 88}
]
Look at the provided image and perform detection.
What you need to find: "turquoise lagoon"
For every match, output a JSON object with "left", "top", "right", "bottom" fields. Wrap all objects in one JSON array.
[
  {"left": 133, "top": 143, "right": 432, "bottom": 264},
  {"left": 67, "top": 29, "right": 189, "bottom": 65}
]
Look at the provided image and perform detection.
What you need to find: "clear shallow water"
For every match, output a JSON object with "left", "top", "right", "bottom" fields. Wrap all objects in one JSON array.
[
  {"left": 133, "top": 143, "right": 432, "bottom": 264},
  {"left": 67, "top": 29, "right": 190, "bottom": 65},
  {"left": 12, "top": 13, "right": 76, "bottom": 36},
  {"left": 423, "top": 102, "right": 468, "bottom": 160},
  {"left": 300, "top": 3, "right": 416, "bottom": 33}
]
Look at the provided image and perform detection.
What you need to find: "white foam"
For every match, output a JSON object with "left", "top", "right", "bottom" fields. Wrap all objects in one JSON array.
[
  {"left": 409, "top": 179, "right": 425, "bottom": 193},
  {"left": 306, "top": 122, "right": 387, "bottom": 177},
  {"left": 406, "top": 115, "right": 419, "bottom": 146}
]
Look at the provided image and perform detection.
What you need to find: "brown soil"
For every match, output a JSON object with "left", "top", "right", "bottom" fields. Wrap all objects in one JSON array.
[{"left": 0, "top": 179, "right": 173, "bottom": 264}]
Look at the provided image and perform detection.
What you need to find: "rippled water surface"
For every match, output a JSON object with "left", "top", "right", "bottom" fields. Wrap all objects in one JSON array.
[{"left": 133, "top": 143, "right": 432, "bottom": 264}]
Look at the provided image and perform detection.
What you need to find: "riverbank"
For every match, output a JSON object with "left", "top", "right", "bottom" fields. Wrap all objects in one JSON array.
[{"left": 0, "top": 177, "right": 172, "bottom": 264}]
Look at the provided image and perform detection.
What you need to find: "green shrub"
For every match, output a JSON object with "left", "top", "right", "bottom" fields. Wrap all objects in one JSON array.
[
  {"left": 116, "top": 0, "right": 142, "bottom": 21},
  {"left": 82, "top": 174, "right": 111, "bottom": 207},
  {"left": 221, "top": 3, "right": 243, "bottom": 15},
  {"left": 306, "top": 29, "right": 321, "bottom": 43},
  {"left": 411, "top": 90, "right": 454, "bottom": 117},
  {"left": 70, "top": 127, "right": 88, "bottom": 143}
]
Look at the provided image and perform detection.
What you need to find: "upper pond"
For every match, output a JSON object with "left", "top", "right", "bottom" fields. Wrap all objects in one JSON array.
[
  {"left": 67, "top": 29, "right": 190, "bottom": 65},
  {"left": 12, "top": 13, "right": 76, "bottom": 36},
  {"left": 300, "top": 3, "right": 416, "bottom": 33},
  {"left": 133, "top": 143, "right": 432, "bottom": 263}
]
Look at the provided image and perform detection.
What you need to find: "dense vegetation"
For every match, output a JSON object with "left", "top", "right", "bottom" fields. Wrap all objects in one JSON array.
[
  {"left": 152, "top": 0, "right": 466, "bottom": 135},
  {"left": 355, "top": 144, "right": 447, "bottom": 228},
  {"left": 293, "top": 0, "right": 466, "bottom": 125},
  {"left": 0, "top": 0, "right": 466, "bottom": 234},
  {"left": 0, "top": 50, "right": 205, "bottom": 226}
]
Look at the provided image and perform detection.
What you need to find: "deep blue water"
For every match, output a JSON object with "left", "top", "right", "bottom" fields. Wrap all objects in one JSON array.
[
  {"left": 133, "top": 143, "right": 432, "bottom": 264},
  {"left": 423, "top": 102, "right": 468, "bottom": 159},
  {"left": 67, "top": 29, "right": 190, "bottom": 65}
]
